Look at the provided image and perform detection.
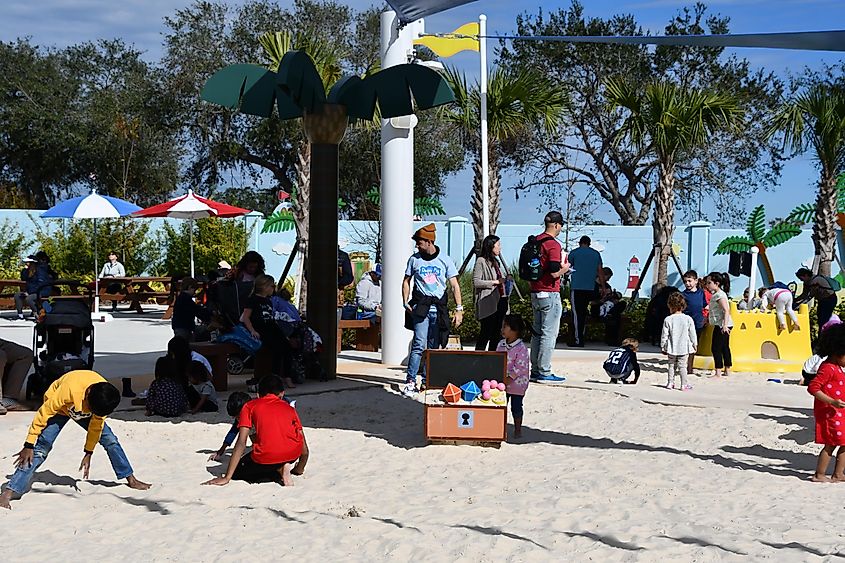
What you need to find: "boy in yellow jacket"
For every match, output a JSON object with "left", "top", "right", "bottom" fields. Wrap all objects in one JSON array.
[{"left": 1, "top": 370, "right": 150, "bottom": 509}]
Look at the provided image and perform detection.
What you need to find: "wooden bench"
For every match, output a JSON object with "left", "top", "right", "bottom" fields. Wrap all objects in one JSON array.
[
  {"left": 190, "top": 341, "right": 239, "bottom": 391},
  {"left": 0, "top": 280, "right": 26, "bottom": 310},
  {"left": 338, "top": 319, "right": 380, "bottom": 353}
]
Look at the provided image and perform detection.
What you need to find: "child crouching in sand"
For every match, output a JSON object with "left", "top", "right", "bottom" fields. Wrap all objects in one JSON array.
[
  {"left": 661, "top": 292, "right": 698, "bottom": 391},
  {"left": 497, "top": 314, "right": 529, "bottom": 439},
  {"left": 809, "top": 323, "right": 845, "bottom": 482},
  {"left": 603, "top": 339, "right": 641, "bottom": 384},
  {"left": 1, "top": 370, "right": 150, "bottom": 509},
  {"left": 204, "top": 375, "right": 309, "bottom": 486}
]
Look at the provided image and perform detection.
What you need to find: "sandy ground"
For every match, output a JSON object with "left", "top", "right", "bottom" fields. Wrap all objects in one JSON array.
[{"left": 0, "top": 314, "right": 842, "bottom": 561}]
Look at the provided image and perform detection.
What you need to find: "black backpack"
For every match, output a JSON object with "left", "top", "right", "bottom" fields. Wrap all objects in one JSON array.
[{"left": 518, "top": 234, "right": 550, "bottom": 281}]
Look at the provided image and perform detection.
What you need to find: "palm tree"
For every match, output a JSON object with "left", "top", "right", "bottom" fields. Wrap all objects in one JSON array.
[
  {"left": 257, "top": 31, "right": 345, "bottom": 311},
  {"left": 770, "top": 85, "right": 845, "bottom": 276},
  {"left": 714, "top": 205, "right": 802, "bottom": 285},
  {"left": 201, "top": 49, "right": 453, "bottom": 379},
  {"left": 443, "top": 66, "right": 566, "bottom": 250},
  {"left": 606, "top": 79, "right": 744, "bottom": 289}
]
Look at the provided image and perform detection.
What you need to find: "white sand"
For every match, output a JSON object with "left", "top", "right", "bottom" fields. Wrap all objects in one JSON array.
[{"left": 0, "top": 334, "right": 841, "bottom": 560}]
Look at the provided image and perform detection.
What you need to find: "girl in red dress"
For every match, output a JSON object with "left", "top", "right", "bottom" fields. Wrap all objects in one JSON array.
[{"left": 808, "top": 323, "right": 845, "bottom": 482}]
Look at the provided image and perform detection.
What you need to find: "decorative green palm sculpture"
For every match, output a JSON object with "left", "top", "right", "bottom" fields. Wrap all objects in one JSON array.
[
  {"left": 201, "top": 50, "right": 455, "bottom": 379},
  {"left": 714, "top": 205, "right": 802, "bottom": 285}
]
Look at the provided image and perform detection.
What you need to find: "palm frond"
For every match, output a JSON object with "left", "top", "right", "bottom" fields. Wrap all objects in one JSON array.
[
  {"left": 365, "top": 186, "right": 379, "bottom": 205},
  {"left": 261, "top": 211, "right": 296, "bottom": 234},
  {"left": 259, "top": 31, "right": 293, "bottom": 72},
  {"left": 414, "top": 197, "right": 445, "bottom": 217},
  {"left": 714, "top": 236, "right": 755, "bottom": 255},
  {"left": 785, "top": 203, "right": 816, "bottom": 226},
  {"left": 745, "top": 205, "right": 766, "bottom": 242},
  {"left": 761, "top": 223, "right": 802, "bottom": 248}
]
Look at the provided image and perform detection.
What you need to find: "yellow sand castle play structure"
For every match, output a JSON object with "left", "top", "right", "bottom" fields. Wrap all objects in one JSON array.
[{"left": 694, "top": 302, "right": 811, "bottom": 373}]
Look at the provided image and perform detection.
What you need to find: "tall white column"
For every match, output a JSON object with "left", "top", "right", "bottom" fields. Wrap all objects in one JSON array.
[
  {"left": 748, "top": 246, "right": 759, "bottom": 300},
  {"left": 479, "top": 14, "right": 490, "bottom": 238},
  {"left": 380, "top": 10, "right": 417, "bottom": 365}
]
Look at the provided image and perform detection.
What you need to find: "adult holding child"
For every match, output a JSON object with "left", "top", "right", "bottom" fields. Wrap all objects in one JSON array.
[
  {"left": 402, "top": 223, "right": 463, "bottom": 396},
  {"left": 473, "top": 235, "right": 510, "bottom": 351},
  {"left": 527, "top": 211, "right": 570, "bottom": 382}
]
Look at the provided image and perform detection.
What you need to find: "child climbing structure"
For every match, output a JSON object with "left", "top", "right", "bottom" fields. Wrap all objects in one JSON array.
[{"left": 694, "top": 301, "right": 811, "bottom": 373}]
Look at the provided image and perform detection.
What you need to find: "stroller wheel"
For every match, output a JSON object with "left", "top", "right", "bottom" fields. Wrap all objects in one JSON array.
[{"left": 227, "top": 356, "right": 245, "bottom": 375}]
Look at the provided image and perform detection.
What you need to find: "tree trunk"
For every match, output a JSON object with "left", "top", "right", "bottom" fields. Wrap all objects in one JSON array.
[
  {"left": 469, "top": 154, "right": 501, "bottom": 251},
  {"left": 756, "top": 244, "right": 775, "bottom": 287},
  {"left": 302, "top": 104, "right": 348, "bottom": 380},
  {"left": 813, "top": 171, "right": 838, "bottom": 276},
  {"left": 652, "top": 161, "right": 676, "bottom": 292},
  {"left": 294, "top": 141, "right": 310, "bottom": 312}
]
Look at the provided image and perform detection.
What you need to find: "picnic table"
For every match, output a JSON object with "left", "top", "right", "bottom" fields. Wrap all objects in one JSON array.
[
  {"left": 98, "top": 276, "right": 173, "bottom": 314},
  {"left": 0, "top": 280, "right": 25, "bottom": 309}
]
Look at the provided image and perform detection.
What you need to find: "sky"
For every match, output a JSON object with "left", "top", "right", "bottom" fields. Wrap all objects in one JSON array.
[{"left": 2, "top": 0, "right": 844, "bottom": 227}]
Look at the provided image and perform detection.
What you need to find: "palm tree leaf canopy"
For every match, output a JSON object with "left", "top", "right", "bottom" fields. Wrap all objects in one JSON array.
[
  {"left": 714, "top": 235, "right": 755, "bottom": 255},
  {"left": 261, "top": 210, "right": 296, "bottom": 233},
  {"left": 342, "top": 64, "right": 455, "bottom": 120},
  {"left": 277, "top": 50, "right": 327, "bottom": 113},
  {"left": 761, "top": 222, "right": 802, "bottom": 248},
  {"left": 746, "top": 205, "right": 766, "bottom": 242},
  {"left": 200, "top": 63, "right": 302, "bottom": 119},
  {"left": 786, "top": 202, "right": 816, "bottom": 226},
  {"left": 770, "top": 85, "right": 845, "bottom": 166}
]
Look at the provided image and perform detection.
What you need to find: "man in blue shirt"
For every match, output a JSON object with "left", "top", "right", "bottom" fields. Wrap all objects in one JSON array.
[
  {"left": 567, "top": 236, "right": 606, "bottom": 347},
  {"left": 402, "top": 223, "right": 463, "bottom": 397}
]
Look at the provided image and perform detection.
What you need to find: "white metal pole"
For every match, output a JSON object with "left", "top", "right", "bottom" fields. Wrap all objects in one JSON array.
[
  {"left": 94, "top": 219, "right": 100, "bottom": 314},
  {"left": 748, "top": 246, "right": 759, "bottom": 302},
  {"left": 479, "top": 14, "right": 490, "bottom": 239},
  {"left": 189, "top": 217, "right": 195, "bottom": 278},
  {"left": 380, "top": 10, "right": 418, "bottom": 365}
]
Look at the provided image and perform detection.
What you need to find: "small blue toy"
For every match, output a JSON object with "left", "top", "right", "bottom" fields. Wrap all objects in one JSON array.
[{"left": 460, "top": 381, "right": 481, "bottom": 402}]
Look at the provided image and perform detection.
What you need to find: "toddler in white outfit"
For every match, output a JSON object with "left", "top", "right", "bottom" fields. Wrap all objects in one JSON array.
[{"left": 661, "top": 292, "right": 699, "bottom": 390}]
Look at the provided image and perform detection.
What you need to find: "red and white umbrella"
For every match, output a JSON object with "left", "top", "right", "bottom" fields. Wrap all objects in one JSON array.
[{"left": 133, "top": 189, "right": 250, "bottom": 276}]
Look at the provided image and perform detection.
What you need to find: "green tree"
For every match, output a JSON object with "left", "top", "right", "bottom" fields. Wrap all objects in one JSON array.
[
  {"left": 33, "top": 218, "right": 157, "bottom": 281},
  {"left": 443, "top": 65, "right": 566, "bottom": 249},
  {"left": 0, "top": 39, "right": 181, "bottom": 207},
  {"left": 0, "top": 221, "right": 29, "bottom": 279},
  {"left": 713, "top": 205, "right": 802, "bottom": 284},
  {"left": 606, "top": 78, "right": 744, "bottom": 288},
  {"left": 498, "top": 1, "right": 783, "bottom": 226},
  {"left": 157, "top": 218, "right": 250, "bottom": 277},
  {"left": 770, "top": 84, "right": 845, "bottom": 276}
]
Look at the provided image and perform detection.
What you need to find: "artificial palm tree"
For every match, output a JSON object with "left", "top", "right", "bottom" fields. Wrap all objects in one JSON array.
[
  {"left": 443, "top": 66, "right": 566, "bottom": 250},
  {"left": 201, "top": 48, "right": 454, "bottom": 379},
  {"left": 769, "top": 84, "right": 845, "bottom": 276},
  {"left": 606, "top": 78, "right": 744, "bottom": 289},
  {"left": 714, "top": 204, "right": 802, "bottom": 285}
]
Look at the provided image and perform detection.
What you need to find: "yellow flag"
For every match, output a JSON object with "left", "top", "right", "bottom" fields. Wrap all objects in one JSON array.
[{"left": 414, "top": 22, "right": 480, "bottom": 58}]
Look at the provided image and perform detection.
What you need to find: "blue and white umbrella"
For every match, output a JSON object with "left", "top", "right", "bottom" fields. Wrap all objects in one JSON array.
[{"left": 41, "top": 190, "right": 142, "bottom": 313}]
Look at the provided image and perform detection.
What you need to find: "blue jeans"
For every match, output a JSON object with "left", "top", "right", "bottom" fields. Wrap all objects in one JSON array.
[
  {"left": 407, "top": 305, "right": 439, "bottom": 385},
  {"left": 6, "top": 415, "right": 133, "bottom": 494},
  {"left": 530, "top": 292, "right": 562, "bottom": 377}
]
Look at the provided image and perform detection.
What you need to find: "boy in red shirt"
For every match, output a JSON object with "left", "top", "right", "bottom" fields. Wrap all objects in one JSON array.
[{"left": 204, "top": 375, "right": 309, "bottom": 486}]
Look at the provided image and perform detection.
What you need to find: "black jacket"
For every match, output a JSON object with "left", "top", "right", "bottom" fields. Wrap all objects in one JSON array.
[
  {"left": 171, "top": 291, "right": 211, "bottom": 332},
  {"left": 404, "top": 287, "right": 451, "bottom": 349}
]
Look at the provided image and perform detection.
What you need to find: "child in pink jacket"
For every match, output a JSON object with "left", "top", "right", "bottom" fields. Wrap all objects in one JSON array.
[{"left": 497, "top": 314, "right": 530, "bottom": 439}]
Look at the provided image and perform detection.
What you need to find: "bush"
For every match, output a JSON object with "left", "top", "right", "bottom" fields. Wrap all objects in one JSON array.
[
  {"left": 33, "top": 218, "right": 157, "bottom": 281},
  {"left": 157, "top": 218, "right": 250, "bottom": 277},
  {"left": 0, "top": 220, "right": 29, "bottom": 279}
]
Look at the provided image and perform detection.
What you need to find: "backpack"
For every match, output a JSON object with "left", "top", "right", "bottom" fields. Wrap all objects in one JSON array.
[
  {"left": 824, "top": 275, "right": 842, "bottom": 292},
  {"left": 518, "top": 234, "right": 550, "bottom": 281},
  {"left": 603, "top": 347, "right": 632, "bottom": 377}
]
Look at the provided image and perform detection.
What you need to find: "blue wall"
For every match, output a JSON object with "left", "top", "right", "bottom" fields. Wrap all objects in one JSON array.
[{"left": 2, "top": 209, "right": 817, "bottom": 298}]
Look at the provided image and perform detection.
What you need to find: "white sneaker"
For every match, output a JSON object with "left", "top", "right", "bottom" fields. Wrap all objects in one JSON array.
[{"left": 401, "top": 383, "right": 418, "bottom": 397}]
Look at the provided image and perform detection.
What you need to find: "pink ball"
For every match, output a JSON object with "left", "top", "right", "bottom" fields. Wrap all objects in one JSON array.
[
  {"left": 482, "top": 390, "right": 491, "bottom": 400},
  {"left": 497, "top": 383, "right": 506, "bottom": 391},
  {"left": 490, "top": 380, "right": 498, "bottom": 387},
  {"left": 481, "top": 382, "right": 491, "bottom": 391},
  {"left": 482, "top": 380, "right": 490, "bottom": 387}
]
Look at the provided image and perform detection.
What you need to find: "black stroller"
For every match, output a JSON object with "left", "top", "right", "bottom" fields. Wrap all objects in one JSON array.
[{"left": 27, "top": 297, "right": 94, "bottom": 400}]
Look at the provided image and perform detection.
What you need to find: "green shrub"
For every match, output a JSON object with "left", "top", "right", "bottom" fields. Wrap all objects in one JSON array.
[
  {"left": 33, "top": 218, "right": 156, "bottom": 281},
  {"left": 0, "top": 220, "right": 29, "bottom": 279},
  {"left": 157, "top": 218, "right": 250, "bottom": 277}
]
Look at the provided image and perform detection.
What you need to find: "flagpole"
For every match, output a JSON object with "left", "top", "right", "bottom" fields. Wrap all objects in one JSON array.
[
  {"left": 94, "top": 219, "right": 100, "bottom": 314},
  {"left": 479, "top": 14, "right": 490, "bottom": 239}
]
